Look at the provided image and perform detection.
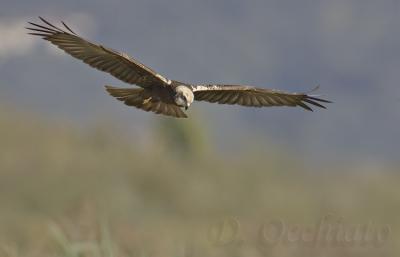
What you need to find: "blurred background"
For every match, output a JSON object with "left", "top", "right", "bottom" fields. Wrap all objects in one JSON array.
[{"left": 0, "top": 0, "right": 399, "bottom": 256}]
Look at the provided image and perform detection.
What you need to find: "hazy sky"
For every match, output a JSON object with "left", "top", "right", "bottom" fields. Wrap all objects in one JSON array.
[{"left": 1, "top": 0, "right": 400, "bottom": 163}]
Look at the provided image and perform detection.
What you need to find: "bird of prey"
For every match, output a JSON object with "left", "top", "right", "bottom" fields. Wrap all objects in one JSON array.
[{"left": 27, "top": 17, "right": 330, "bottom": 118}]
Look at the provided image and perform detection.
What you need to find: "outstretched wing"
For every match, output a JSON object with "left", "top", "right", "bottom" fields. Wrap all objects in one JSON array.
[
  {"left": 192, "top": 84, "right": 331, "bottom": 111},
  {"left": 105, "top": 86, "right": 187, "bottom": 118},
  {"left": 26, "top": 17, "right": 171, "bottom": 88}
]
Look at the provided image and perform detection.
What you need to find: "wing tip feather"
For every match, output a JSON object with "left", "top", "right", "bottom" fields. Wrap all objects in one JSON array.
[
  {"left": 298, "top": 94, "right": 330, "bottom": 111},
  {"left": 27, "top": 17, "right": 77, "bottom": 38}
]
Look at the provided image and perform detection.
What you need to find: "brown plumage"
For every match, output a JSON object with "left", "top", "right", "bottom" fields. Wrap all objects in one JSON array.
[
  {"left": 27, "top": 17, "right": 331, "bottom": 118},
  {"left": 105, "top": 86, "right": 187, "bottom": 118},
  {"left": 192, "top": 84, "right": 329, "bottom": 111}
]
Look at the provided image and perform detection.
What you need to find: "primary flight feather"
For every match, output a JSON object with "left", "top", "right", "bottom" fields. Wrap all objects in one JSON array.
[{"left": 27, "top": 17, "right": 331, "bottom": 118}]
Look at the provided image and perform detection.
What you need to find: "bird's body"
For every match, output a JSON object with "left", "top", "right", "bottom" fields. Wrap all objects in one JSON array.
[
  {"left": 27, "top": 17, "right": 331, "bottom": 118},
  {"left": 105, "top": 81, "right": 194, "bottom": 117}
]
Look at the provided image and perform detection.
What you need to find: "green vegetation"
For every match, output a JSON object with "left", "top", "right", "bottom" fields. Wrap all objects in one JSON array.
[{"left": 0, "top": 105, "right": 399, "bottom": 257}]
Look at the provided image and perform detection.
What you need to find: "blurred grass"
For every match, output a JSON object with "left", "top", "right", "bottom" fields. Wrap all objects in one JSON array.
[{"left": 0, "top": 105, "right": 399, "bottom": 257}]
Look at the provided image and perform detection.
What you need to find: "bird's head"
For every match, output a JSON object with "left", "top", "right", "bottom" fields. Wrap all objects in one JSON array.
[{"left": 174, "top": 85, "right": 194, "bottom": 110}]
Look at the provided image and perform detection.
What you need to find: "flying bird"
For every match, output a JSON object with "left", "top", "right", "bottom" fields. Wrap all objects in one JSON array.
[{"left": 27, "top": 17, "right": 331, "bottom": 118}]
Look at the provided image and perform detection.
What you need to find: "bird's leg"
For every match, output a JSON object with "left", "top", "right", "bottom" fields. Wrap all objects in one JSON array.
[{"left": 142, "top": 97, "right": 152, "bottom": 104}]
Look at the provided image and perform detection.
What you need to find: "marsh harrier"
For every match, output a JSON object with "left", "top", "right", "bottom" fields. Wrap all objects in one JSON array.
[{"left": 27, "top": 17, "right": 330, "bottom": 118}]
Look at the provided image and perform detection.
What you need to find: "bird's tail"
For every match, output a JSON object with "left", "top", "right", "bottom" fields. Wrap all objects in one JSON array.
[{"left": 105, "top": 85, "right": 146, "bottom": 107}]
